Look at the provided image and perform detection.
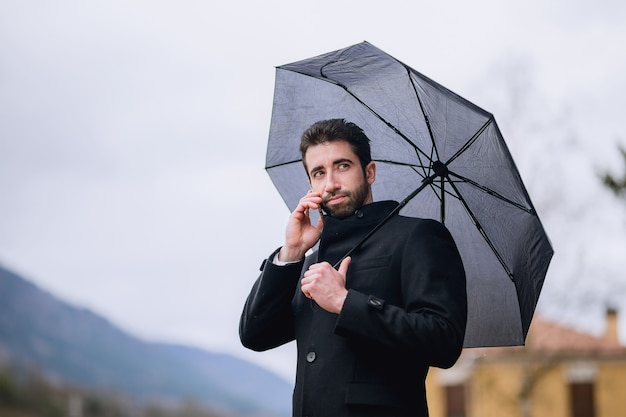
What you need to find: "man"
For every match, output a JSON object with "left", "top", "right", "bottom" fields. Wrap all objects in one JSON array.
[{"left": 240, "top": 119, "right": 467, "bottom": 416}]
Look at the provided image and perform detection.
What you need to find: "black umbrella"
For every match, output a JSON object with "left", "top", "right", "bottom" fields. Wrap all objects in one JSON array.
[{"left": 265, "top": 41, "right": 553, "bottom": 348}]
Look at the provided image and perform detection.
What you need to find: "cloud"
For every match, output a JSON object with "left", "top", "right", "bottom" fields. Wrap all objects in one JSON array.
[{"left": 1, "top": 0, "right": 625, "bottom": 381}]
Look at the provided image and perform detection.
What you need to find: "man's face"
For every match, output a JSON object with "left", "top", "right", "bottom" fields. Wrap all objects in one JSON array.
[{"left": 304, "top": 140, "right": 376, "bottom": 219}]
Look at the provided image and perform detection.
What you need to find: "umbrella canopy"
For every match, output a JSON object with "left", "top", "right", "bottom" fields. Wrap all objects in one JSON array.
[{"left": 265, "top": 41, "right": 553, "bottom": 348}]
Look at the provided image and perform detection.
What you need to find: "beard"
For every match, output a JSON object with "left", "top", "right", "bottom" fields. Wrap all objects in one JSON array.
[{"left": 321, "top": 179, "right": 370, "bottom": 219}]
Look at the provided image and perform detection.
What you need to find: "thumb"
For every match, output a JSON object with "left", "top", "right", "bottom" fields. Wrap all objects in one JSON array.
[{"left": 338, "top": 256, "right": 352, "bottom": 277}]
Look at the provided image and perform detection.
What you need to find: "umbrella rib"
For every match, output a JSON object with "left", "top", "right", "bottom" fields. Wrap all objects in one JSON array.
[
  {"left": 374, "top": 159, "right": 425, "bottom": 169},
  {"left": 448, "top": 171, "right": 535, "bottom": 214},
  {"left": 266, "top": 158, "right": 437, "bottom": 176},
  {"left": 375, "top": 160, "right": 455, "bottom": 186},
  {"left": 440, "top": 175, "right": 446, "bottom": 223},
  {"left": 405, "top": 65, "right": 441, "bottom": 162},
  {"left": 265, "top": 158, "right": 303, "bottom": 170},
  {"left": 446, "top": 178, "right": 516, "bottom": 281},
  {"left": 333, "top": 163, "right": 514, "bottom": 282},
  {"left": 334, "top": 165, "right": 456, "bottom": 268},
  {"left": 285, "top": 67, "right": 433, "bottom": 163},
  {"left": 428, "top": 180, "right": 460, "bottom": 202},
  {"left": 446, "top": 118, "right": 493, "bottom": 166},
  {"left": 335, "top": 82, "right": 432, "bottom": 161}
]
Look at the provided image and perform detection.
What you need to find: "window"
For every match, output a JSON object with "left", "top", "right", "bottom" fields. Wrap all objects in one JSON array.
[
  {"left": 445, "top": 384, "right": 466, "bottom": 417},
  {"left": 569, "top": 382, "right": 595, "bottom": 417}
]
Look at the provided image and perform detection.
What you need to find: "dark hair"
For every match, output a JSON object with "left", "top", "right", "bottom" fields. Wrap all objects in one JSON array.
[{"left": 300, "top": 119, "right": 372, "bottom": 172}]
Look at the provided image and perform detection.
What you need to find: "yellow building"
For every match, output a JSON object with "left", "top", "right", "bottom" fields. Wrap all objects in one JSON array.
[{"left": 427, "top": 309, "right": 626, "bottom": 417}]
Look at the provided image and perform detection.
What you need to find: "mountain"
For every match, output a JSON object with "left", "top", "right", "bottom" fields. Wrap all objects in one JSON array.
[{"left": 0, "top": 264, "right": 291, "bottom": 416}]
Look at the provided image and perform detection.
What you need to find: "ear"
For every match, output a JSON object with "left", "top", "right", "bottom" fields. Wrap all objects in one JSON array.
[{"left": 365, "top": 161, "right": 376, "bottom": 185}]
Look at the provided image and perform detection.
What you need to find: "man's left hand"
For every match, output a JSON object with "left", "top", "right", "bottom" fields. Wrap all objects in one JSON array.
[{"left": 301, "top": 257, "right": 351, "bottom": 314}]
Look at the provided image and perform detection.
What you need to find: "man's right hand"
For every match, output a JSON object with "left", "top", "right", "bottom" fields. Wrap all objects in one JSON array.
[{"left": 278, "top": 191, "right": 324, "bottom": 262}]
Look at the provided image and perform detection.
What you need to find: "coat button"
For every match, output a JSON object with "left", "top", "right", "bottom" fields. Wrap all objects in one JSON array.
[
  {"left": 368, "top": 296, "right": 384, "bottom": 309},
  {"left": 355, "top": 210, "right": 364, "bottom": 219},
  {"left": 306, "top": 351, "right": 316, "bottom": 363}
]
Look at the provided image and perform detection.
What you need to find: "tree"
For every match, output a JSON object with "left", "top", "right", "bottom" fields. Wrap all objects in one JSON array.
[{"left": 601, "top": 145, "right": 626, "bottom": 199}]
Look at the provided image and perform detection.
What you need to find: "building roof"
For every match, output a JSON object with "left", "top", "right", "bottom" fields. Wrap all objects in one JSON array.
[{"left": 525, "top": 314, "right": 625, "bottom": 355}]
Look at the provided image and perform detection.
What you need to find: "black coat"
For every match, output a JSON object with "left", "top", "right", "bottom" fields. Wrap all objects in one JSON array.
[{"left": 240, "top": 201, "right": 467, "bottom": 417}]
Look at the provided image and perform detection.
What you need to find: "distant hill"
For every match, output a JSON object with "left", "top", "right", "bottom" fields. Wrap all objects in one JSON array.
[{"left": 0, "top": 264, "right": 291, "bottom": 416}]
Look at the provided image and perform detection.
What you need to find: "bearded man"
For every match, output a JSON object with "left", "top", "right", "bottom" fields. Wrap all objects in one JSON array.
[{"left": 240, "top": 119, "right": 467, "bottom": 417}]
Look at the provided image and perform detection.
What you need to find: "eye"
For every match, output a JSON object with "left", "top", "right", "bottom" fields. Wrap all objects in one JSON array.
[
  {"left": 312, "top": 170, "right": 324, "bottom": 178},
  {"left": 338, "top": 163, "right": 350, "bottom": 170}
]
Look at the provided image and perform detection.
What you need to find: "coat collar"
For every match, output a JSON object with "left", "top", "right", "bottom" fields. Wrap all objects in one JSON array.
[
  {"left": 317, "top": 201, "right": 399, "bottom": 266},
  {"left": 323, "top": 200, "right": 399, "bottom": 227}
]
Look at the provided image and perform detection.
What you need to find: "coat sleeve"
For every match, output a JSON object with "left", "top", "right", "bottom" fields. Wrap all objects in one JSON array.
[
  {"left": 334, "top": 219, "right": 467, "bottom": 369},
  {"left": 239, "top": 248, "right": 303, "bottom": 352}
]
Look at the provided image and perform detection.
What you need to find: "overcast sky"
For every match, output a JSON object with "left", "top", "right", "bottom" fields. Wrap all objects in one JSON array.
[{"left": 1, "top": 0, "right": 626, "bottom": 381}]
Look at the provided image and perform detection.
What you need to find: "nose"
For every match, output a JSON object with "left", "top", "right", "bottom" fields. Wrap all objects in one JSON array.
[{"left": 324, "top": 172, "right": 340, "bottom": 193}]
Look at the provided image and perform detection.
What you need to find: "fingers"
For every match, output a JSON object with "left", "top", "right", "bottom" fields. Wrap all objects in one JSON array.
[
  {"left": 338, "top": 256, "right": 351, "bottom": 276},
  {"left": 303, "top": 261, "right": 332, "bottom": 276},
  {"left": 283, "top": 191, "right": 324, "bottom": 261},
  {"left": 295, "top": 191, "right": 322, "bottom": 216},
  {"left": 301, "top": 259, "right": 350, "bottom": 289},
  {"left": 301, "top": 260, "right": 350, "bottom": 314},
  {"left": 305, "top": 258, "right": 350, "bottom": 276}
]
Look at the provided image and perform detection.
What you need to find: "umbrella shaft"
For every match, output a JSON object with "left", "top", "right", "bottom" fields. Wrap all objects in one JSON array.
[{"left": 333, "top": 173, "right": 437, "bottom": 268}]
